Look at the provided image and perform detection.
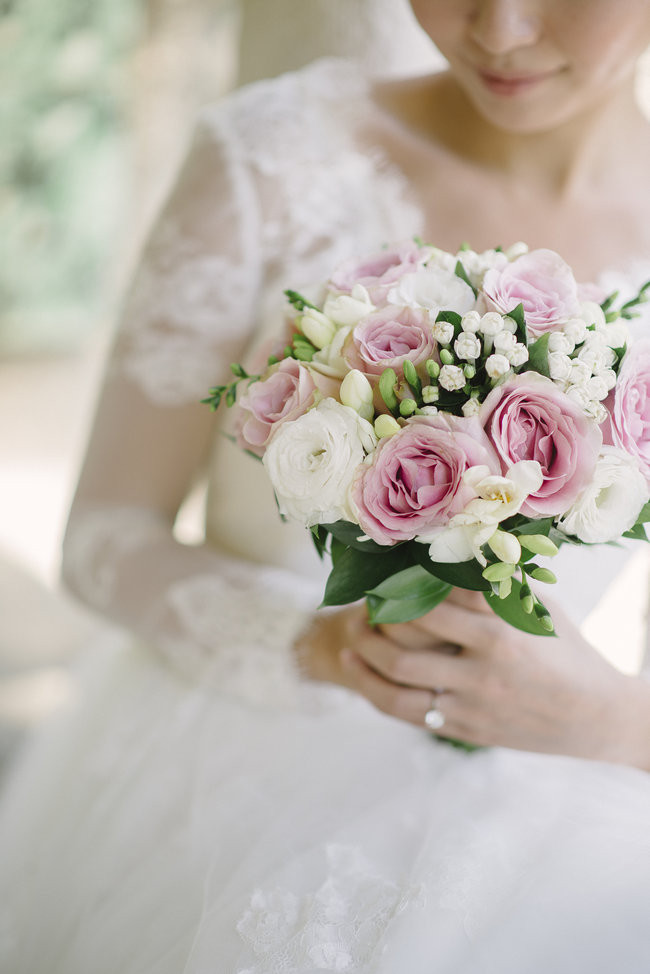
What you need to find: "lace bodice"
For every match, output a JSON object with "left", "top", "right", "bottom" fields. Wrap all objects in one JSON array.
[{"left": 61, "top": 59, "right": 650, "bottom": 696}]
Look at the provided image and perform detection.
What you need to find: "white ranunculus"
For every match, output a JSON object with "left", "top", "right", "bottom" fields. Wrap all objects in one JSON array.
[
  {"left": 557, "top": 447, "right": 648, "bottom": 543},
  {"left": 387, "top": 266, "right": 475, "bottom": 316},
  {"left": 263, "top": 399, "right": 376, "bottom": 526},
  {"left": 323, "top": 284, "right": 375, "bottom": 326}
]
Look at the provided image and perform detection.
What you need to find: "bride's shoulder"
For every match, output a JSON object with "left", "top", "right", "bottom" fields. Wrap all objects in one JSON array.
[{"left": 197, "top": 58, "right": 370, "bottom": 166}]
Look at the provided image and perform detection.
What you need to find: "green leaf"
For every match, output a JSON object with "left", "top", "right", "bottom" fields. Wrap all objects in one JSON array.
[
  {"left": 505, "top": 303, "right": 527, "bottom": 344},
  {"left": 484, "top": 577, "right": 556, "bottom": 636},
  {"left": 524, "top": 332, "right": 551, "bottom": 377},
  {"left": 366, "top": 565, "right": 451, "bottom": 624},
  {"left": 321, "top": 520, "right": 392, "bottom": 554},
  {"left": 435, "top": 310, "right": 463, "bottom": 330},
  {"left": 412, "top": 543, "right": 491, "bottom": 591},
  {"left": 321, "top": 544, "right": 416, "bottom": 606},
  {"left": 634, "top": 500, "right": 650, "bottom": 524},
  {"left": 454, "top": 259, "right": 478, "bottom": 297},
  {"left": 310, "top": 524, "right": 329, "bottom": 560},
  {"left": 622, "top": 523, "right": 649, "bottom": 542}
]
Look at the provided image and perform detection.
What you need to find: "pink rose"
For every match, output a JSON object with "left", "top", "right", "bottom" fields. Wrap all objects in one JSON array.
[
  {"left": 481, "top": 249, "right": 581, "bottom": 337},
  {"left": 480, "top": 373, "right": 601, "bottom": 516},
  {"left": 329, "top": 241, "right": 428, "bottom": 303},
  {"left": 343, "top": 306, "right": 436, "bottom": 378},
  {"left": 351, "top": 414, "right": 500, "bottom": 545},
  {"left": 607, "top": 340, "right": 650, "bottom": 485},
  {"left": 237, "top": 359, "right": 339, "bottom": 455}
]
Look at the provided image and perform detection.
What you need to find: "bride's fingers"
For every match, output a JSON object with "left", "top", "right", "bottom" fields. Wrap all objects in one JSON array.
[
  {"left": 340, "top": 649, "right": 441, "bottom": 726},
  {"left": 410, "top": 596, "right": 503, "bottom": 653},
  {"left": 352, "top": 629, "right": 470, "bottom": 690},
  {"left": 377, "top": 620, "right": 452, "bottom": 650}
]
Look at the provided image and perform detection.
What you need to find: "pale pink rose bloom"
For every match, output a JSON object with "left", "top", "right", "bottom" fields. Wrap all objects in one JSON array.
[
  {"left": 237, "top": 358, "right": 339, "bottom": 456},
  {"left": 329, "top": 241, "right": 428, "bottom": 303},
  {"left": 351, "top": 414, "right": 500, "bottom": 545},
  {"left": 481, "top": 248, "right": 581, "bottom": 337},
  {"left": 607, "top": 340, "right": 650, "bottom": 486},
  {"left": 480, "top": 373, "right": 601, "bottom": 517},
  {"left": 343, "top": 306, "right": 436, "bottom": 378}
]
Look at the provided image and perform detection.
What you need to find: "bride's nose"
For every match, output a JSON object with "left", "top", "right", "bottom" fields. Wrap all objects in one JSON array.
[{"left": 469, "top": 0, "right": 540, "bottom": 55}]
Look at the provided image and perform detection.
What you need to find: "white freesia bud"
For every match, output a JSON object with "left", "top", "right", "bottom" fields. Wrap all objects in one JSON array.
[
  {"left": 461, "top": 397, "right": 481, "bottom": 417},
  {"left": 505, "top": 241, "right": 528, "bottom": 260},
  {"left": 461, "top": 310, "right": 482, "bottom": 333},
  {"left": 439, "top": 364, "right": 466, "bottom": 391},
  {"left": 431, "top": 319, "right": 455, "bottom": 344},
  {"left": 299, "top": 308, "right": 337, "bottom": 349},
  {"left": 479, "top": 312, "right": 505, "bottom": 337},
  {"left": 485, "top": 354, "right": 511, "bottom": 379},
  {"left": 563, "top": 317, "right": 588, "bottom": 345},
  {"left": 557, "top": 447, "right": 648, "bottom": 543},
  {"left": 548, "top": 352, "right": 573, "bottom": 382},
  {"left": 579, "top": 300, "right": 606, "bottom": 329},
  {"left": 488, "top": 529, "right": 522, "bottom": 565},
  {"left": 323, "top": 284, "right": 375, "bottom": 326},
  {"left": 374, "top": 414, "right": 401, "bottom": 438},
  {"left": 547, "top": 331, "right": 574, "bottom": 355},
  {"left": 454, "top": 332, "right": 482, "bottom": 360},
  {"left": 340, "top": 368, "right": 375, "bottom": 421},
  {"left": 310, "top": 325, "right": 352, "bottom": 379}
]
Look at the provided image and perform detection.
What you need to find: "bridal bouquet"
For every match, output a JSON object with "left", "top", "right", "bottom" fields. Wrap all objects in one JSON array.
[{"left": 204, "top": 241, "right": 650, "bottom": 636}]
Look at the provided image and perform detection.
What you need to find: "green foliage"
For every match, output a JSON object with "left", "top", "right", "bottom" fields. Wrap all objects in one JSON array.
[
  {"left": 524, "top": 332, "right": 551, "bottom": 377},
  {"left": 366, "top": 565, "right": 451, "bottom": 624},
  {"left": 484, "top": 576, "right": 556, "bottom": 636}
]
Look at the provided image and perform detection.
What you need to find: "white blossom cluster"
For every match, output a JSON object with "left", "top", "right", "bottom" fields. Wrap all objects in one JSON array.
[{"left": 546, "top": 303, "right": 628, "bottom": 424}]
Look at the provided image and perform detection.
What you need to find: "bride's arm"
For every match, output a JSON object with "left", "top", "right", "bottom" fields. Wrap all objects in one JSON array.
[{"left": 61, "top": 111, "right": 318, "bottom": 706}]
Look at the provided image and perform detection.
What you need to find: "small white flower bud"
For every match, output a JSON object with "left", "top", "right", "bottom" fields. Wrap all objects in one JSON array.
[
  {"left": 454, "top": 332, "right": 482, "bottom": 360},
  {"left": 547, "top": 331, "right": 574, "bottom": 355},
  {"left": 485, "top": 354, "right": 511, "bottom": 379},
  {"left": 548, "top": 352, "right": 573, "bottom": 382},
  {"left": 479, "top": 312, "right": 505, "bottom": 337},
  {"left": 563, "top": 317, "right": 588, "bottom": 345},
  {"left": 599, "top": 368, "right": 617, "bottom": 391},
  {"left": 419, "top": 405, "right": 439, "bottom": 416},
  {"left": 460, "top": 310, "right": 482, "bottom": 333},
  {"left": 568, "top": 359, "right": 591, "bottom": 386},
  {"left": 462, "top": 397, "right": 481, "bottom": 418},
  {"left": 501, "top": 315, "right": 518, "bottom": 334},
  {"left": 504, "top": 241, "right": 528, "bottom": 260},
  {"left": 579, "top": 300, "right": 606, "bottom": 329},
  {"left": 508, "top": 343, "right": 529, "bottom": 368},
  {"left": 584, "top": 400, "right": 609, "bottom": 424},
  {"left": 566, "top": 384, "right": 591, "bottom": 409},
  {"left": 585, "top": 375, "right": 609, "bottom": 401},
  {"left": 422, "top": 384, "right": 440, "bottom": 404},
  {"left": 432, "top": 319, "right": 455, "bottom": 344},
  {"left": 439, "top": 364, "right": 466, "bottom": 391},
  {"left": 493, "top": 331, "right": 516, "bottom": 355},
  {"left": 323, "top": 285, "right": 374, "bottom": 327},
  {"left": 596, "top": 320, "right": 629, "bottom": 349}
]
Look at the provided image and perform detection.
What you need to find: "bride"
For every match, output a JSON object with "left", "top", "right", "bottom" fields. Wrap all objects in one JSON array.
[{"left": 2, "top": 1, "right": 650, "bottom": 971}]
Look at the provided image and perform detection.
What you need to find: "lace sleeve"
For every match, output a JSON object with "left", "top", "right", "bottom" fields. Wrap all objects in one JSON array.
[{"left": 61, "top": 104, "right": 318, "bottom": 707}]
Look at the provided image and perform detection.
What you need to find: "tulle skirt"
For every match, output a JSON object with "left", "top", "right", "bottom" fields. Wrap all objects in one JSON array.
[{"left": 1, "top": 631, "right": 649, "bottom": 974}]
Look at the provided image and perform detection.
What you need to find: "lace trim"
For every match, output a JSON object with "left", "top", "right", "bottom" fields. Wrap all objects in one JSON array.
[
  {"left": 236, "top": 844, "right": 425, "bottom": 973},
  {"left": 63, "top": 506, "right": 169, "bottom": 609},
  {"left": 149, "top": 566, "right": 319, "bottom": 706}
]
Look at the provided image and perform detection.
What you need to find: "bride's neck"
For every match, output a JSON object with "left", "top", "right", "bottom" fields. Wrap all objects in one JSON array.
[{"left": 382, "top": 71, "right": 648, "bottom": 202}]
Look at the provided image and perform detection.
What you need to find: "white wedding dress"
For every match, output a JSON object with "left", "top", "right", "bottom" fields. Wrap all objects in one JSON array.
[{"left": 1, "top": 60, "right": 650, "bottom": 974}]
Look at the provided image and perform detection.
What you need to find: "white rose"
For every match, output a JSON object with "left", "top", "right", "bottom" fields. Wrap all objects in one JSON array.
[
  {"left": 557, "top": 447, "right": 648, "bottom": 543},
  {"left": 263, "top": 399, "right": 376, "bottom": 526},
  {"left": 323, "top": 284, "right": 375, "bottom": 326},
  {"left": 454, "top": 332, "right": 482, "bottom": 360},
  {"left": 485, "top": 353, "right": 511, "bottom": 379},
  {"left": 439, "top": 364, "right": 466, "bottom": 391},
  {"left": 386, "top": 265, "right": 475, "bottom": 316}
]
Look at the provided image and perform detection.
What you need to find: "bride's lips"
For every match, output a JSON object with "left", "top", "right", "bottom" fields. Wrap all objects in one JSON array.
[{"left": 476, "top": 67, "right": 560, "bottom": 97}]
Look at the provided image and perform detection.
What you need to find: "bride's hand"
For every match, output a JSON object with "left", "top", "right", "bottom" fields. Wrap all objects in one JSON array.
[{"left": 336, "top": 589, "right": 650, "bottom": 769}]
